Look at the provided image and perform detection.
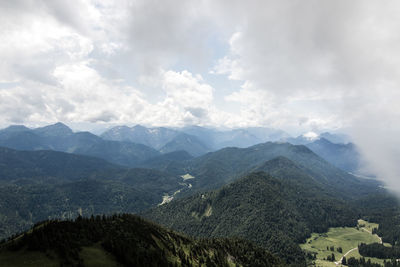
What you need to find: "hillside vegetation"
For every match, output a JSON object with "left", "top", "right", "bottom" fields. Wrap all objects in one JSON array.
[
  {"left": 0, "top": 123, "right": 161, "bottom": 167},
  {"left": 145, "top": 142, "right": 381, "bottom": 198},
  {"left": 145, "top": 171, "right": 358, "bottom": 265},
  {"left": 0, "top": 147, "right": 188, "bottom": 240},
  {"left": 301, "top": 220, "right": 384, "bottom": 266},
  {"left": 0, "top": 214, "right": 282, "bottom": 267}
]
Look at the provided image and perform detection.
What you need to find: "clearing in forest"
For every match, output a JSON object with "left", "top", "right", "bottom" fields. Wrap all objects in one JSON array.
[{"left": 300, "top": 219, "right": 387, "bottom": 266}]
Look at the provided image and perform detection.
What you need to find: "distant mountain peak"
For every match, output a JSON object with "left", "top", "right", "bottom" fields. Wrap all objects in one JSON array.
[
  {"left": 160, "top": 133, "right": 209, "bottom": 156},
  {"left": 33, "top": 122, "right": 73, "bottom": 137},
  {"left": 132, "top": 124, "right": 147, "bottom": 130}
]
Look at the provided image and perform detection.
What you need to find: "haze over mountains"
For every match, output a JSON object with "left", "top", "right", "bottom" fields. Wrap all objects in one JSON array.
[
  {"left": 0, "top": 122, "right": 361, "bottom": 172},
  {"left": 100, "top": 124, "right": 291, "bottom": 152},
  {"left": 0, "top": 122, "right": 382, "bottom": 266},
  {"left": 3, "top": 1, "right": 400, "bottom": 266}
]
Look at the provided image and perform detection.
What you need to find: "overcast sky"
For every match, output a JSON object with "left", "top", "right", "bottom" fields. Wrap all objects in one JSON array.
[
  {"left": 1, "top": 0, "right": 397, "bottom": 133},
  {"left": 2, "top": 1, "right": 400, "bottom": 192}
]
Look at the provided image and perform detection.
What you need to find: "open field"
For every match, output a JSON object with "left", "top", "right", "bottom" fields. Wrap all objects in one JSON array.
[{"left": 300, "top": 219, "right": 386, "bottom": 266}]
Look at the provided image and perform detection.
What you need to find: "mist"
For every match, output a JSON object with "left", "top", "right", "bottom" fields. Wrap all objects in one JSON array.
[
  {"left": 211, "top": 0, "right": 400, "bottom": 196},
  {"left": 347, "top": 96, "right": 400, "bottom": 195}
]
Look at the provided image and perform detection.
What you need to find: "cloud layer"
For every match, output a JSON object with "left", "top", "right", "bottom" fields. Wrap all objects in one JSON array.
[
  {"left": 2, "top": 0, "right": 400, "bottom": 131},
  {"left": 2, "top": 1, "right": 400, "bottom": 191}
]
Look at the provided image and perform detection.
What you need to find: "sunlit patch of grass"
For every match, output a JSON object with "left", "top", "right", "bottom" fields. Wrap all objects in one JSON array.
[{"left": 301, "top": 220, "right": 385, "bottom": 266}]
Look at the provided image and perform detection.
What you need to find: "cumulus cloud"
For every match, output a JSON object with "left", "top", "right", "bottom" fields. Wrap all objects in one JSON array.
[
  {"left": 209, "top": 0, "right": 400, "bottom": 192},
  {"left": 2, "top": 0, "right": 400, "bottom": 193},
  {"left": 212, "top": 1, "right": 400, "bottom": 128},
  {"left": 125, "top": 0, "right": 216, "bottom": 74}
]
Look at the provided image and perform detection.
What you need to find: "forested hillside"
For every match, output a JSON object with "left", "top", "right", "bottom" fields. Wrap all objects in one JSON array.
[
  {"left": 0, "top": 124, "right": 161, "bottom": 167},
  {"left": 0, "top": 147, "right": 187, "bottom": 240},
  {"left": 175, "top": 142, "right": 380, "bottom": 197},
  {"left": 145, "top": 171, "right": 358, "bottom": 265},
  {"left": 0, "top": 214, "right": 283, "bottom": 267}
]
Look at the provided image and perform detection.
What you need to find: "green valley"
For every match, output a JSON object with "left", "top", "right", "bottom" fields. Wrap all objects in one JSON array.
[{"left": 301, "top": 219, "right": 390, "bottom": 266}]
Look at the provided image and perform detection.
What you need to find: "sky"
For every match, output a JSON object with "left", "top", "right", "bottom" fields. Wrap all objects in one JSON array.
[{"left": 1, "top": 1, "right": 400, "bottom": 191}]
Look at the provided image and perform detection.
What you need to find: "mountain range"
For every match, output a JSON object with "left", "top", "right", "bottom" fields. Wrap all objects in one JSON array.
[
  {"left": 0, "top": 131, "right": 378, "bottom": 241},
  {"left": 0, "top": 147, "right": 189, "bottom": 239},
  {"left": 283, "top": 132, "right": 360, "bottom": 172},
  {"left": 99, "top": 125, "right": 363, "bottom": 174},
  {"left": 145, "top": 170, "right": 358, "bottom": 265},
  {"left": 169, "top": 141, "right": 375, "bottom": 197},
  {"left": 0, "top": 122, "right": 387, "bottom": 266},
  {"left": 0, "top": 122, "right": 362, "bottom": 173},
  {"left": 101, "top": 124, "right": 290, "bottom": 151},
  {"left": 0, "top": 123, "right": 160, "bottom": 167}
]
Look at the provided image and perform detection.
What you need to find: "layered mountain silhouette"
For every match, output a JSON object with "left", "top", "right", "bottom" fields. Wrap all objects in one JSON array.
[
  {"left": 0, "top": 123, "right": 362, "bottom": 173},
  {"left": 154, "top": 141, "right": 378, "bottom": 197},
  {"left": 0, "top": 123, "right": 160, "bottom": 167},
  {"left": 102, "top": 124, "right": 289, "bottom": 151}
]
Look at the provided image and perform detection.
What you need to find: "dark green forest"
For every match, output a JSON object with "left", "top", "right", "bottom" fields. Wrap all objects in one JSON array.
[
  {"left": 145, "top": 171, "right": 358, "bottom": 265},
  {"left": 0, "top": 126, "right": 399, "bottom": 267},
  {"left": 0, "top": 214, "right": 282, "bottom": 267},
  {"left": 359, "top": 243, "right": 400, "bottom": 259}
]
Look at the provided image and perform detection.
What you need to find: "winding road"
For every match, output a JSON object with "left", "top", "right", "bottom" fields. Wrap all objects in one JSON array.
[
  {"left": 335, "top": 247, "right": 358, "bottom": 265},
  {"left": 334, "top": 226, "right": 382, "bottom": 265}
]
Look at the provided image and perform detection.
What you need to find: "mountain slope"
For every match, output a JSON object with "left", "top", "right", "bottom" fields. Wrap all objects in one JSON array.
[
  {"left": 160, "top": 133, "right": 210, "bottom": 156},
  {"left": 213, "top": 129, "right": 262, "bottom": 149},
  {"left": 185, "top": 142, "right": 379, "bottom": 197},
  {"left": 74, "top": 140, "right": 160, "bottom": 167},
  {"left": 245, "top": 127, "right": 291, "bottom": 142},
  {"left": 180, "top": 126, "right": 290, "bottom": 150},
  {"left": 32, "top": 122, "right": 73, "bottom": 137},
  {"left": 319, "top": 132, "right": 351, "bottom": 144},
  {"left": 101, "top": 125, "right": 180, "bottom": 149},
  {"left": 0, "top": 123, "right": 161, "bottom": 167},
  {"left": 0, "top": 172, "right": 186, "bottom": 240},
  {"left": 0, "top": 214, "right": 283, "bottom": 267},
  {"left": 0, "top": 148, "right": 187, "bottom": 239},
  {"left": 145, "top": 171, "right": 358, "bottom": 265},
  {"left": 306, "top": 138, "right": 360, "bottom": 172},
  {"left": 0, "top": 179, "right": 156, "bottom": 239},
  {"left": 0, "top": 147, "right": 121, "bottom": 182},
  {"left": 138, "top": 151, "right": 193, "bottom": 176},
  {"left": 252, "top": 156, "right": 322, "bottom": 190},
  {"left": 0, "top": 130, "right": 48, "bottom": 151}
]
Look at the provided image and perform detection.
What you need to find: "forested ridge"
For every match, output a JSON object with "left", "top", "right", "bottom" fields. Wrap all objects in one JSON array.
[
  {"left": 0, "top": 147, "right": 190, "bottom": 240},
  {"left": 145, "top": 171, "right": 358, "bottom": 265},
  {"left": 0, "top": 214, "right": 283, "bottom": 267},
  {"left": 0, "top": 131, "right": 397, "bottom": 267}
]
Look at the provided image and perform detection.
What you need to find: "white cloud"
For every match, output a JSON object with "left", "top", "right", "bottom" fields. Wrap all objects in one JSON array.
[
  {"left": 3, "top": 0, "right": 400, "bottom": 193},
  {"left": 209, "top": 0, "right": 400, "bottom": 193},
  {"left": 161, "top": 70, "right": 213, "bottom": 109}
]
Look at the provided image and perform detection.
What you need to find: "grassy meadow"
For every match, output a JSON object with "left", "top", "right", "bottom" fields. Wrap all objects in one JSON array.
[{"left": 300, "top": 219, "right": 386, "bottom": 266}]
